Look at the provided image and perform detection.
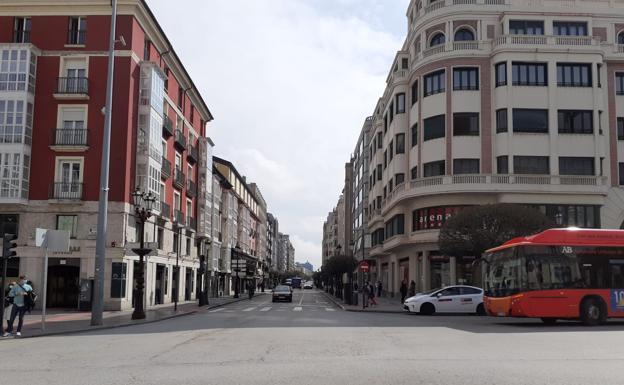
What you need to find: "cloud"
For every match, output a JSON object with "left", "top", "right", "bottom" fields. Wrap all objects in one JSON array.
[{"left": 146, "top": 0, "right": 407, "bottom": 269}]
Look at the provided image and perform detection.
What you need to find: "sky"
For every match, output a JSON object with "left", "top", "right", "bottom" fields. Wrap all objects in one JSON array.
[{"left": 147, "top": 0, "right": 410, "bottom": 270}]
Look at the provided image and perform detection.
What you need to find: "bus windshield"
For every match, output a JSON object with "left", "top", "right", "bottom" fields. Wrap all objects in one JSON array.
[{"left": 484, "top": 245, "right": 624, "bottom": 297}]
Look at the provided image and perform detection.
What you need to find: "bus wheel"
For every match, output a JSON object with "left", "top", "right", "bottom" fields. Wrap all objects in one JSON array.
[
  {"left": 540, "top": 318, "right": 557, "bottom": 325},
  {"left": 476, "top": 303, "right": 486, "bottom": 316},
  {"left": 580, "top": 297, "right": 607, "bottom": 326},
  {"left": 420, "top": 303, "right": 435, "bottom": 315}
]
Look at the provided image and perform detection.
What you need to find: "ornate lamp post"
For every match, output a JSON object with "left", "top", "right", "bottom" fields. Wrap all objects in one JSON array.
[{"left": 131, "top": 187, "right": 155, "bottom": 320}]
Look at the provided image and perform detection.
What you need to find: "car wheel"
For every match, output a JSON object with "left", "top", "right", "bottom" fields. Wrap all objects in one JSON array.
[
  {"left": 540, "top": 317, "right": 557, "bottom": 325},
  {"left": 476, "top": 303, "right": 486, "bottom": 316},
  {"left": 580, "top": 297, "right": 607, "bottom": 326},
  {"left": 420, "top": 302, "right": 435, "bottom": 315}
]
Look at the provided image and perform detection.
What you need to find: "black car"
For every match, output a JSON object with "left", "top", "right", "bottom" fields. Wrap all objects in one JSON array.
[{"left": 272, "top": 285, "right": 293, "bottom": 302}]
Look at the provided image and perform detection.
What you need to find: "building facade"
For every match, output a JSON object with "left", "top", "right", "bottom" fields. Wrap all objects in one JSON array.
[
  {"left": 0, "top": 0, "right": 214, "bottom": 310},
  {"left": 351, "top": 117, "right": 372, "bottom": 263},
  {"left": 361, "top": 0, "right": 624, "bottom": 297}
]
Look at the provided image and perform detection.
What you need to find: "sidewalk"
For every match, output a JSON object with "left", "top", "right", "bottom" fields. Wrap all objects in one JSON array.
[
  {"left": 323, "top": 291, "right": 405, "bottom": 313},
  {"left": 1, "top": 294, "right": 258, "bottom": 339}
]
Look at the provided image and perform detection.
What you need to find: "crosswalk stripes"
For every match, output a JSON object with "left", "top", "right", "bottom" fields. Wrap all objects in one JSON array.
[
  {"left": 208, "top": 308, "right": 225, "bottom": 313},
  {"left": 208, "top": 305, "right": 338, "bottom": 313},
  {"left": 325, "top": 308, "right": 335, "bottom": 311},
  {"left": 260, "top": 307, "right": 271, "bottom": 312},
  {"left": 294, "top": 306, "right": 302, "bottom": 311},
  {"left": 242, "top": 307, "right": 257, "bottom": 312}
]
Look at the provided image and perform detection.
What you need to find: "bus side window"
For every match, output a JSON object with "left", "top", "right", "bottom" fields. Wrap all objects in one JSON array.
[{"left": 611, "top": 264, "right": 624, "bottom": 288}]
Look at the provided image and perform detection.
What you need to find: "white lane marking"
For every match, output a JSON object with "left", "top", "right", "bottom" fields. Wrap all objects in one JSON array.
[
  {"left": 242, "top": 307, "right": 256, "bottom": 312},
  {"left": 325, "top": 308, "right": 335, "bottom": 311},
  {"left": 298, "top": 291, "right": 305, "bottom": 306},
  {"left": 277, "top": 309, "right": 286, "bottom": 312},
  {"left": 294, "top": 306, "right": 302, "bottom": 311},
  {"left": 224, "top": 310, "right": 235, "bottom": 313},
  {"left": 209, "top": 308, "right": 225, "bottom": 313},
  {"left": 260, "top": 307, "right": 271, "bottom": 312}
]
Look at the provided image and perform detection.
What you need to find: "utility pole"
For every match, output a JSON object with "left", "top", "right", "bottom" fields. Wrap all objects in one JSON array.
[{"left": 91, "top": 0, "right": 117, "bottom": 326}]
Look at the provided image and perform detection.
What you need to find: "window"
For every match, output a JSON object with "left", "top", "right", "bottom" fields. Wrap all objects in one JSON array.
[
  {"left": 620, "top": 163, "right": 624, "bottom": 185},
  {"left": 157, "top": 227, "right": 164, "bottom": 250},
  {"left": 384, "top": 114, "right": 388, "bottom": 133},
  {"left": 13, "top": 17, "right": 31, "bottom": 43},
  {"left": 411, "top": 166, "right": 418, "bottom": 180},
  {"left": 616, "top": 73, "right": 624, "bottom": 95},
  {"left": 424, "top": 70, "right": 445, "bottom": 97},
  {"left": 597, "top": 64, "right": 602, "bottom": 88},
  {"left": 495, "top": 62, "right": 507, "bottom": 87},
  {"left": 396, "top": 173, "right": 405, "bottom": 185},
  {"left": 509, "top": 20, "right": 544, "bottom": 35},
  {"left": 0, "top": 214, "right": 19, "bottom": 237},
  {"left": 396, "top": 93, "right": 406, "bottom": 114},
  {"left": 454, "top": 28, "right": 475, "bottom": 41},
  {"left": 186, "top": 237, "right": 191, "bottom": 256},
  {"left": 178, "top": 87, "right": 184, "bottom": 109},
  {"left": 385, "top": 214, "right": 405, "bottom": 239},
  {"left": 389, "top": 141, "right": 394, "bottom": 161},
  {"left": 411, "top": 81, "right": 418, "bottom": 105},
  {"left": 388, "top": 180, "right": 393, "bottom": 192},
  {"left": 396, "top": 134, "right": 405, "bottom": 154},
  {"left": 424, "top": 115, "right": 445, "bottom": 141},
  {"left": 56, "top": 215, "right": 77, "bottom": 238},
  {"left": 389, "top": 102, "right": 394, "bottom": 123},
  {"left": 557, "top": 63, "right": 591, "bottom": 87},
  {"left": 512, "top": 62, "right": 547, "bottom": 86},
  {"left": 68, "top": 16, "right": 87, "bottom": 45},
  {"left": 377, "top": 164, "right": 382, "bottom": 181},
  {"left": 496, "top": 109, "right": 508, "bottom": 133},
  {"left": 411, "top": 124, "right": 418, "bottom": 147},
  {"left": 553, "top": 21, "right": 587, "bottom": 36},
  {"left": 110, "top": 262, "right": 127, "bottom": 299},
  {"left": 143, "top": 39, "right": 150, "bottom": 61},
  {"left": 497, "top": 156, "right": 509, "bottom": 174},
  {"left": 453, "top": 67, "right": 479, "bottom": 90},
  {"left": 453, "top": 159, "right": 480, "bottom": 174},
  {"left": 558, "top": 110, "right": 593, "bottom": 134},
  {"left": 513, "top": 156, "right": 550, "bottom": 174},
  {"left": 453, "top": 113, "right": 479, "bottom": 136},
  {"left": 618, "top": 118, "right": 624, "bottom": 140},
  {"left": 513, "top": 109, "right": 549, "bottom": 133},
  {"left": 383, "top": 150, "right": 387, "bottom": 168},
  {"left": 56, "top": 158, "right": 83, "bottom": 198},
  {"left": 0, "top": 100, "right": 29, "bottom": 143},
  {"left": 424, "top": 160, "right": 445, "bottom": 177},
  {"left": 401, "top": 58, "right": 409, "bottom": 69},
  {"left": 0, "top": 153, "right": 27, "bottom": 199},
  {"left": 619, "top": 32, "right": 624, "bottom": 45},
  {"left": 377, "top": 132, "right": 382, "bottom": 149},
  {"left": 430, "top": 33, "right": 445, "bottom": 47},
  {"left": 559, "top": 157, "right": 594, "bottom": 176},
  {"left": 0, "top": 49, "right": 34, "bottom": 92}
]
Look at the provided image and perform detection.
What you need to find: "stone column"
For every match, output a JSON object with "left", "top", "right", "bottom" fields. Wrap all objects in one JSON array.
[
  {"left": 421, "top": 250, "right": 430, "bottom": 291},
  {"left": 409, "top": 254, "right": 418, "bottom": 290},
  {"left": 450, "top": 257, "right": 457, "bottom": 286}
]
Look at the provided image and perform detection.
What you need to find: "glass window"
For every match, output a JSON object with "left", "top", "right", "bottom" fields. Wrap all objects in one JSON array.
[
  {"left": 453, "top": 159, "right": 480, "bottom": 174},
  {"left": 557, "top": 63, "right": 592, "bottom": 87},
  {"left": 453, "top": 67, "right": 479, "bottom": 90},
  {"left": 377, "top": 164, "right": 382, "bottom": 181},
  {"left": 111, "top": 262, "right": 127, "bottom": 298},
  {"left": 513, "top": 109, "right": 549, "bottom": 133},
  {"left": 424, "top": 70, "right": 445, "bottom": 97},
  {"left": 617, "top": 73, "right": 624, "bottom": 95},
  {"left": 68, "top": 16, "right": 87, "bottom": 45},
  {"left": 558, "top": 110, "right": 593, "bottom": 134},
  {"left": 389, "top": 102, "right": 394, "bottom": 123},
  {"left": 513, "top": 156, "right": 550, "bottom": 174},
  {"left": 509, "top": 20, "right": 544, "bottom": 35},
  {"left": 396, "top": 133, "right": 405, "bottom": 154},
  {"left": 619, "top": 32, "right": 624, "bottom": 45},
  {"left": 620, "top": 163, "right": 624, "bottom": 185},
  {"left": 395, "top": 173, "right": 405, "bottom": 185},
  {"left": 411, "top": 166, "right": 418, "bottom": 180},
  {"left": 453, "top": 113, "right": 479, "bottom": 136},
  {"left": 512, "top": 62, "right": 547, "bottom": 86},
  {"left": 454, "top": 28, "right": 475, "bottom": 41},
  {"left": 618, "top": 118, "right": 624, "bottom": 140},
  {"left": 389, "top": 140, "right": 394, "bottom": 161},
  {"left": 497, "top": 156, "right": 509, "bottom": 174},
  {"left": 411, "top": 123, "right": 418, "bottom": 147},
  {"left": 56, "top": 215, "right": 77, "bottom": 238},
  {"left": 430, "top": 33, "right": 445, "bottom": 47},
  {"left": 385, "top": 214, "right": 405, "bottom": 239},
  {"left": 424, "top": 160, "right": 445, "bottom": 177},
  {"left": 438, "top": 287, "right": 461, "bottom": 296},
  {"left": 396, "top": 93, "right": 406, "bottom": 114},
  {"left": 496, "top": 109, "right": 508, "bottom": 133},
  {"left": 495, "top": 62, "right": 507, "bottom": 87},
  {"left": 424, "top": 114, "right": 445, "bottom": 141},
  {"left": 553, "top": 21, "right": 587, "bottom": 36},
  {"left": 377, "top": 132, "right": 382, "bottom": 149},
  {"left": 13, "top": 17, "right": 31, "bottom": 43},
  {"left": 460, "top": 286, "right": 482, "bottom": 295},
  {"left": 559, "top": 157, "right": 594, "bottom": 176},
  {"left": 411, "top": 81, "right": 418, "bottom": 105}
]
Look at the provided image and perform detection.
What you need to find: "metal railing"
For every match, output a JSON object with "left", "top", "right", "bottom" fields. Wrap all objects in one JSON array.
[
  {"left": 49, "top": 182, "right": 83, "bottom": 200},
  {"left": 494, "top": 35, "right": 598, "bottom": 48},
  {"left": 53, "top": 128, "right": 88, "bottom": 146},
  {"left": 161, "top": 157, "right": 171, "bottom": 179},
  {"left": 162, "top": 117, "right": 174, "bottom": 137},
  {"left": 187, "top": 216, "right": 197, "bottom": 230},
  {"left": 174, "top": 129, "right": 187, "bottom": 150},
  {"left": 160, "top": 201, "right": 171, "bottom": 219},
  {"left": 187, "top": 145, "right": 199, "bottom": 163},
  {"left": 186, "top": 179, "right": 197, "bottom": 198},
  {"left": 57, "top": 77, "right": 88, "bottom": 94},
  {"left": 174, "top": 209, "right": 186, "bottom": 226},
  {"left": 173, "top": 168, "right": 185, "bottom": 190}
]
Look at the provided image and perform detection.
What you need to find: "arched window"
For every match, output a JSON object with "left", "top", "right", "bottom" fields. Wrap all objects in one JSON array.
[
  {"left": 455, "top": 28, "right": 475, "bottom": 41},
  {"left": 618, "top": 32, "right": 624, "bottom": 44},
  {"left": 430, "top": 33, "right": 446, "bottom": 47}
]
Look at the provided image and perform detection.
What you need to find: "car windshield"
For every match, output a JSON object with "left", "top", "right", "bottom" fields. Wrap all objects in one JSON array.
[
  {"left": 421, "top": 288, "right": 440, "bottom": 295},
  {"left": 274, "top": 286, "right": 290, "bottom": 292}
]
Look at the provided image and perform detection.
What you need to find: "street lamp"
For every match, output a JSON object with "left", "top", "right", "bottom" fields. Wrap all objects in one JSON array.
[{"left": 131, "top": 187, "right": 155, "bottom": 320}]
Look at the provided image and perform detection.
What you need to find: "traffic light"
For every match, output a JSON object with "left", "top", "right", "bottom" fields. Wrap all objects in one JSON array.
[{"left": 3, "top": 233, "right": 17, "bottom": 259}]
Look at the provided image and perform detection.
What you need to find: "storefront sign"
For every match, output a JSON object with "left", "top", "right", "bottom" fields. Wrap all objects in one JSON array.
[{"left": 413, "top": 206, "right": 470, "bottom": 231}]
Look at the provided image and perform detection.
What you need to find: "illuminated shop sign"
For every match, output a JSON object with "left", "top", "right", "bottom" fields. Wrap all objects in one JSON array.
[{"left": 413, "top": 206, "right": 471, "bottom": 231}]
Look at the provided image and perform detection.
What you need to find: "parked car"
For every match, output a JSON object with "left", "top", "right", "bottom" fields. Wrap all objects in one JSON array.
[
  {"left": 403, "top": 285, "right": 485, "bottom": 315},
  {"left": 303, "top": 281, "right": 313, "bottom": 289},
  {"left": 272, "top": 285, "right": 293, "bottom": 302}
]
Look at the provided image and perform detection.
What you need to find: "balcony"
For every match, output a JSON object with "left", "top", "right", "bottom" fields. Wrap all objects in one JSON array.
[
  {"left": 159, "top": 201, "right": 171, "bottom": 220},
  {"left": 493, "top": 35, "right": 601, "bottom": 51},
  {"left": 51, "top": 128, "right": 88, "bottom": 151},
  {"left": 186, "top": 179, "right": 197, "bottom": 198},
  {"left": 418, "top": 41, "right": 486, "bottom": 62},
  {"left": 49, "top": 182, "right": 83, "bottom": 200},
  {"left": 187, "top": 216, "right": 197, "bottom": 231},
  {"left": 162, "top": 117, "right": 174, "bottom": 138},
  {"left": 54, "top": 77, "right": 89, "bottom": 100},
  {"left": 187, "top": 145, "right": 199, "bottom": 164},
  {"left": 161, "top": 157, "right": 171, "bottom": 180},
  {"left": 174, "top": 209, "right": 186, "bottom": 227},
  {"left": 173, "top": 168, "right": 185, "bottom": 190},
  {"left": 174, "top": 130, "right": 187, "bottom": 151},
  {"left": 13, "top": 30, "right": 30, "bottom": 43}
]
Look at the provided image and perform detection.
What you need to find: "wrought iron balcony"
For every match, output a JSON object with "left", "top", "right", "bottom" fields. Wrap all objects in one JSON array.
[
  {"left": 49, "top": 182, "right": 83, "bottom": 200},
  {"left": 162, "top": 117, "right": 174, "bottom": 138},
  {"left": 187, "top": 145, "right": 198, "bottom": 164},
  {"left": 53, "top": 128, "right": 88, "bottom": 146},
  {"left": 159, "top": 201, "right": 171, "bottom": 220},
  {"left": 173, "top": 168, "right": 185, "bottom": 190},
  {"left": 174, "top": 209, "right": 186, "bottom": 227},
  {"left": 174, "top": 130, "right": 187, "bottom": 151},
  {"left": 161, "top": 157, "right": 171, "bottom": 180},
  {"left": 56, "top": 77, "right": 88, "bottom": 94},
  {"left": 186, "top": 179, "right": 197, "bottom": 198}
]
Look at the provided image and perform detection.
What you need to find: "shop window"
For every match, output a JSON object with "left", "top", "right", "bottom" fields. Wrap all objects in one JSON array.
[{"left": 110, "top": 262, "right": 127, "bottom": 298}]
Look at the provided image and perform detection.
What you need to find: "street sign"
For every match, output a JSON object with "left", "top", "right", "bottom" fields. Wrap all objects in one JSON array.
[
  {"left": 360, "top": 261, "right": 370, "bottom": 272},
  {"left": 125, "top": 242, "right": 158, "bottom": 256}
]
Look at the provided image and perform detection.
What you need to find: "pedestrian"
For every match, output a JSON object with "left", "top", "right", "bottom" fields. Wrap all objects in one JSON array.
[
  {"left": 376, "top": 281, "right": 382, "bottom": 297},
  {"left": 3, "top": 281, "right": 15, "bottom": 333},
  {"left": 368, "top": 282, "right": 377, "bottom": 306},
  {"left": 362, "top": 281, "right": 370, "bottom": 309},
  {"left": 3, "top": 275, "right": 33, "bottom": 337},
  {"left": 400, "top": 280, "right": 408, "bottom": 304},
  {"left": 247, "top": 281, "right": 255, "bottom": 300},
  {"left": 409, "top": 280, "right": 416, "bottom": 298}
]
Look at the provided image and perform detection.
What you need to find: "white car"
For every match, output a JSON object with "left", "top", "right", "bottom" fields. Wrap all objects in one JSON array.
[
  {"left": 403, "top": 285, "right": 485, "bottom": 315},
  {"left": 303, "top": 281, "right": 313, "bottom": 289}
]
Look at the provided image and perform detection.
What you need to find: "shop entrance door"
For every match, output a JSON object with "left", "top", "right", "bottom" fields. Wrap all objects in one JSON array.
[{"left": 47, "top": 263, "right": 80, "bottom": 308}]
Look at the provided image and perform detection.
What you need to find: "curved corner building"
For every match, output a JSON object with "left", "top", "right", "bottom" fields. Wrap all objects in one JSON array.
[{"left": 366, "top": 0, "right": 624, "bottom": 296}]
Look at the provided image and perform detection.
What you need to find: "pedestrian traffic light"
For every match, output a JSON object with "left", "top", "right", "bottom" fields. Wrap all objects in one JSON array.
[{"left": 3, "top": 233, "right": 17, "bottom": 259}]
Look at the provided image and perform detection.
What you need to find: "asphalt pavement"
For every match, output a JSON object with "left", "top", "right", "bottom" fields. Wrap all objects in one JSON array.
[{"left": 1, "top": 289, "right": 624, "bottom": 385}]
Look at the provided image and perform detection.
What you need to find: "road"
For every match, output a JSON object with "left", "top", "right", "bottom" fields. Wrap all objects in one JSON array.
[{"left": 1, "top": 289, "right": 624, "bottom": 385}]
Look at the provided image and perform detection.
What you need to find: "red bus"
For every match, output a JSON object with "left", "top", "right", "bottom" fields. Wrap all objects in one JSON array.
[{"left": 483, "top": 228, "right": 624, "bottom": 325}]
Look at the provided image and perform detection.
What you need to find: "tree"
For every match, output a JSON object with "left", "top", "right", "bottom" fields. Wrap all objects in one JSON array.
[
  {"left": 321, "top": 255, "right": 357, "bottom": 298},
  {"left": 439, "top": 204, "right": 554, "bottom": 259}
]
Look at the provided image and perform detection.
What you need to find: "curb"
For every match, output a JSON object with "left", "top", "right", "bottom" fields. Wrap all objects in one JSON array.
[
  {"left": 345, "top": 309, "right": 406, "bottom": 314},
  {"left": 321, "top": 291, "right": 345, "bottom": 311},
  {"left": 9, "top": 296, "right": 252, "bottom": 339}
]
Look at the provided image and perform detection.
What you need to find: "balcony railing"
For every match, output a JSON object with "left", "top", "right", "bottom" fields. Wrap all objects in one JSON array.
[
  {"left": 13, "top": 30, "right": 30, "bottom": 43},
  {"left": 56, "top": 77, "right": 88, "bottom": 94},
  {"left": 67, "top": 29, "right": 86, "bottom": 45},
  {"left": 49, "top": 182, "right": 83, "bottom": 200},
  {"left": 187, "top": 145, "right": 199, "bottom": 164},
  {"left": 186, "top": 179, "right": 197, "bottom": 198},
  {"left": 160, "top": 201, "right": 171, "bottom": 220},
  {"left": 163, "top": 117, "right": 174, "bottom": 138},
  {"left": 494, "top": 35, "right": 599, "bottom": 48},
  {"left": 187, "top": 216, "right": 197, "bottom": 230},
  {"left": 174, "top": 130, "right": 187, "bottom": 151},
  {"left": 161, "top": 157, "right": 171, "bottom": 180},
  {"left": 53, "top": 128, "right": 88, "bottom": 146},
  {"left": 174, "top": 209, "right": 186, "bottom": 226},
  {"left": 173, "top": 168, "right": 185, "bottom": 190}
]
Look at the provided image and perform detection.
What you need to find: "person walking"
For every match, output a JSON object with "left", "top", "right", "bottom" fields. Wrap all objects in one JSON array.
[
  {"left": 376, "top": 281, "right": 382, "bottom": 297},
  {"left": 3, "top": 281, "right": 15, "bottom": 333},
  {"left": 3, "top": 275, "right": 33, "bottom": 337},
  {"left": 368, "top": 282, "right": 377, "bottom": 306},
  {"left": 408, "top": 280, "right": 417, "bottom": 298},
  {"left": 247, "top": 281, "right": 255, "bottom": 300},
  {"left": 362, "top": 282, "right": 370, "bottom": 309},
  {"left": 400, "top": 280, "right": 408, "bottom": 304}
]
